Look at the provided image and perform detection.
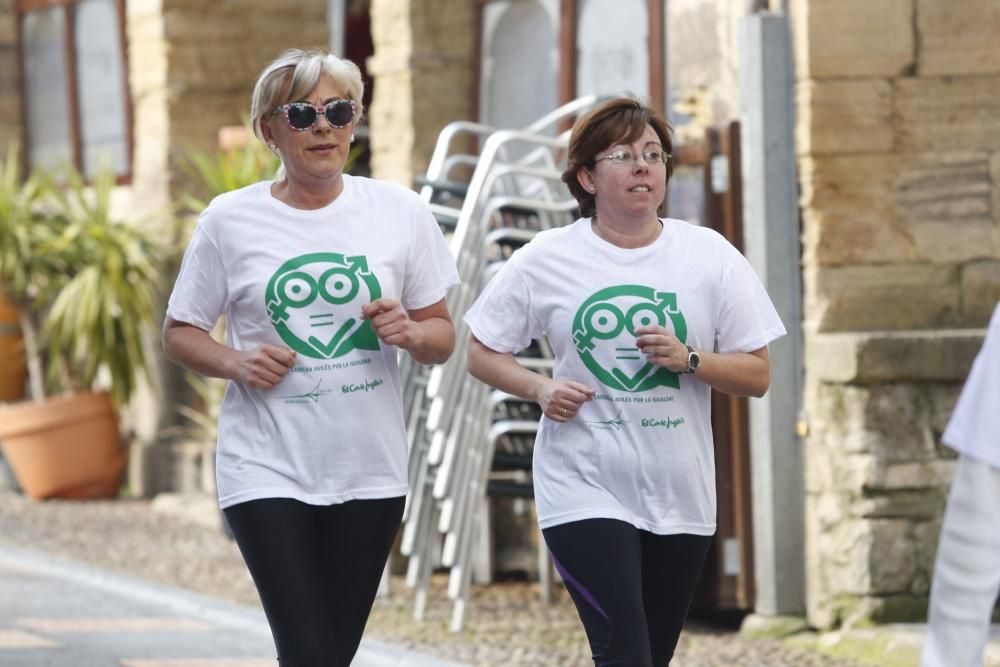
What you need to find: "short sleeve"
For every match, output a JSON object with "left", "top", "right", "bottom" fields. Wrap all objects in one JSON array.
[
  {"left": 714, "top": 247, "right": 787, "bottom": 354},
  {"left": 943, "top": 303, "right": 1000, "bottom": 461},
  {"left": 464, "top": 261, "right": 540, "bottom": 354},
  {"left": 166, "top": 223, "right": 228, "bottom": 331},
  {"left": 401, "top": 201, "right": 460, "bottom": 310}
]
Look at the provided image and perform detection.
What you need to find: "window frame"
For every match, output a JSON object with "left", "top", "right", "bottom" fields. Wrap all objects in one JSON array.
[
  {"left": 473, "top": 0, "right": 666, "bottom": 121},
  {"left": 16, "top": 0, "right": 133, "bottom": 183}
]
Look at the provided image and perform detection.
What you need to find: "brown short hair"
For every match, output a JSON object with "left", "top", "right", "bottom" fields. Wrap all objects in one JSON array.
[{"left": 561, "top": 97, "right": 674, "bottom": 218}]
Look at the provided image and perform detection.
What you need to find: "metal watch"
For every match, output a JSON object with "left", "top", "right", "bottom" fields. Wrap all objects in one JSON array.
[{"left": 684, "top": 345, "right": 700, "bottom": 374}]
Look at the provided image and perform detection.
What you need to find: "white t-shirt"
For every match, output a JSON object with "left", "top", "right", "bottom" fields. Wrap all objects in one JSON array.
[
  {"left": 943, "top": 302, "right": 1000, "bottom": 470},
  {"left": 167, "top": 175, "right": 459, "bottom": 508},
  {"left": 464, "top": 218, "right": 786, "bottom": 535}
]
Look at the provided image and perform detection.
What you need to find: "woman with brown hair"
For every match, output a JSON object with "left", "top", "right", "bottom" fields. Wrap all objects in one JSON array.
[{"left": 465, "top": 97, "right": 785, "bottom": 665}]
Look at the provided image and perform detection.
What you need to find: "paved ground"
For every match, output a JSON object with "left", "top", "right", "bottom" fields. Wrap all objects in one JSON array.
[
  {"left": 0, "top": 491, "right": 867, "bottom": 666},
  {"left": 0, "top": 545, "right": 464, "bottom": 667}
]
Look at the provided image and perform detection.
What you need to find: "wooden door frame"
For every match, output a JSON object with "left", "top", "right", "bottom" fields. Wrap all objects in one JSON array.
[{"left": 676, "top": 123, "right": 755, "bottom": 611}]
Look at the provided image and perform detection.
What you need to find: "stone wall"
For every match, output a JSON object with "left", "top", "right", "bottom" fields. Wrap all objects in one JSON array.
[
  {"left": 367, "top": 0, "right": 474, "bottom": 187},
  {"left": 160, "top": 0, "right": 328, "bottom": 198},
  {"left": 126, "top": 0, "right": 171, "bottom": 226},
  {"left": 666, "top": 0, "right": 740, "bottom": 139},
  {"left": 792, "top": 0, "right": 1000, "bottom": 628}
]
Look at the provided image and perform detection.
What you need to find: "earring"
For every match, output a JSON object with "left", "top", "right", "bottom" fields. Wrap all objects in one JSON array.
[
  {"left": 267, "top": 143, "right": 277, "bottom": 152},
  {"left": 350, "top": 134, "right": 355, "bottom": 143}
]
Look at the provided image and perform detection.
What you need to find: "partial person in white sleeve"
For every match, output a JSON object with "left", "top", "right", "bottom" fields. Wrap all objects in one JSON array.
[
  {"left": 463, "top": 97, "right": 786, "bottom": 666},
  {"left": 162, "top": 48, "right": 459, "bottom": 667},
  {"left": 922, "top": 302, "right": 1000, "bottom": 667}
]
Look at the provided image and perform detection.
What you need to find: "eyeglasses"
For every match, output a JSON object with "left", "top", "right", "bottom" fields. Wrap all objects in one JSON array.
[
  {"left": 270, "top": 99, "right": 356, "bottom": 131},
  {"left": 594, "top": 149, "right": 671, "bottom": 167}
]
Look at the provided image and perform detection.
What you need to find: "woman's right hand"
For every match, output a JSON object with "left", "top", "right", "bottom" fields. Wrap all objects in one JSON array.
[
  {"left": 538, "top": 378, "right": 595, "bottom": 423},
  {"left": 231, "top": 345, "right": 297, "bottom": 389}
]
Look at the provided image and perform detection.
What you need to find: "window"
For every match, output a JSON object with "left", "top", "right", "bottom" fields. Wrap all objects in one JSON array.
[
  {"left": 18, "top": 0, "right": 131, "bottom": 180},
  {"left": 476, "top": 0, "right": 665, "bottom": 122}
]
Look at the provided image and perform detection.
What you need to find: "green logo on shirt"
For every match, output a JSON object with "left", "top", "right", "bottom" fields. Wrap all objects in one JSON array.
[
  {"left": 572, "top": 285, "right": 687, "bottom": 392},
  {"left": 265, "top": 253, "right": 381, "bottom": 359}
]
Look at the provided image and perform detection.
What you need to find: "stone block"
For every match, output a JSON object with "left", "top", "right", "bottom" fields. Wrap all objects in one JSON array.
[
  {"left": 791, "top": 0, "right": 914, "bottom": 79},
  {"left": 799, "top": 154, "right": 918, "bottom": 266},
  {"left": 796, "top": 79, "right": 894, "bottom": 155},
  {"left": 802, "top": 205, "right": 915, "bottom": 268},
  {"left": 806, "top": 264, "right": 962, "bottom": 331},
  {"left": 825, "top": 518, "right": 873, "bottom": 594},
  {"left": 895, "top": 152, "right": 991, "bottom": 221},
  {"left": 992, "top": 152, "right": 1000, "bottom": 223},
  {"left": 866, "top": 595, "right": 930, "bottom": 623},
  {"left": 872, "top": 460, "right": 955, "bottom": 490},
  {"left": 868, "top": 519, "right": 919, "bottom": 594},
  {"left": 917, "top": 0, "right": 1000, "bottom": 76},
  {"left": 893, "top": 152, "right": 996, "bottom": 262},
  {"left": 858, "top": 488, "right": 947, "bottom": 520},
  {"left": 0, "top": 10, "right": 14, "bottom": 40},
  {"left": 961, "top": 261, "right": 1000, "bottom": 323},
  {"left": 896, "top": 76, "right": 1000, "bottom": 153},
  {"left": 126, "top": 0, "right": 163, "bottom": 18},
  {"left": 906, "top": 219, "right": 997, "bottom": 264},
  {"left": 806, "top": 382, "right": 948, "bottom": 486},
  {"left": 807, "top": 329, "right": 985, "bottom": 383},
  {"left": 928, "top": 377, "right": 963, "bottom": 422}
]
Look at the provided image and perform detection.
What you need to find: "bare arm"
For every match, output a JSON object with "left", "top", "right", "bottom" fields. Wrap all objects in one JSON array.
[
  {"left": 635, "top": 325, "right": 771, "bottom": 397},
  {"left": 361, "top": 297, "right": 455, "bottom": 365},
  {"left": 162, "top": 316, "right": 296, "bottom": 389},
  {"left": 467, "top": 334, "right": 594, "bottom": 422}
]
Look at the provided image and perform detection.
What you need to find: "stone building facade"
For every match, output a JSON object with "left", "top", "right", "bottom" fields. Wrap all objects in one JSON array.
[
  {"left": 367, "top": 0, "right": 474, "bottom": 188},
  {"left": 791, "top": 0, "right": 1000, "bottom": 628},
  {"left": 0, "top": 0, "right": 328, "bottom": 221},
  {"left": 2, "top": 0, "right": 997, "bottom": 631},
  {"left": 656, "top": 0, "right": 1000, "bottom": 630},
  {"left": 368, "top": 0, "right": 1000, "bottom": 629}
]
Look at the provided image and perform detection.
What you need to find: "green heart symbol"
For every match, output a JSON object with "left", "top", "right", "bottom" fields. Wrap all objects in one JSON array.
[
  {"left": 572, "top": 285, "right": 687, "bottom": 393},
  {"left": 265, "top": 253, "right": 382, "bottom": 360}
]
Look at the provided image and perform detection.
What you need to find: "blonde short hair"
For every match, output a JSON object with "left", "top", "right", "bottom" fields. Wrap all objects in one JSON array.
[{"left": 250, "top": 47, "right": 364, "bottom": 142}]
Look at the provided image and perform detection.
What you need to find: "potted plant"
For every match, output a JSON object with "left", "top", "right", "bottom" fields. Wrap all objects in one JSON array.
[{"left": 0, "top": 154, "right": 163, "bottom": 499}]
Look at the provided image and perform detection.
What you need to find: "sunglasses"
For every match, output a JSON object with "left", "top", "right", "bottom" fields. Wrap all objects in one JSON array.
[{"left": 271, "top": 99, "right": 356, "bottom": 131}]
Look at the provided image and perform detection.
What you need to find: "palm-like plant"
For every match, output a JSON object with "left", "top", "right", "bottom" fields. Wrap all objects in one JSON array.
[
  {"left": 41, "top": 161, "right": 163, "bottom": 406},
  {"left": 0, "top": 148, "right": 163, "bottom": 408},
  {"left": 0, "top": 145, "right": 64, "bottom": 400}
]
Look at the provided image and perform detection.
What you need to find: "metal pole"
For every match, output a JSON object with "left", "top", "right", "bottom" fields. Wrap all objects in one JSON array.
[{"left": 739, "top": 10, "right": 805, "bottom": 617}]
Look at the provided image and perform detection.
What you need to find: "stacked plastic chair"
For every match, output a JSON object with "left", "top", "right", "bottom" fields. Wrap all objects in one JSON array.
[{"left": 398, "top": 95, "right": 610, "bottom": 631}]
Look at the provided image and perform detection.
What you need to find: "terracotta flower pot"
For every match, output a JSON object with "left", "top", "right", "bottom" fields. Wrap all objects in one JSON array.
[
  {"left": 0, "top": 294, "right": 26, "bottom": 403},
  {"left": 0, "top": 391, "right": 127, "bottom": 499}
]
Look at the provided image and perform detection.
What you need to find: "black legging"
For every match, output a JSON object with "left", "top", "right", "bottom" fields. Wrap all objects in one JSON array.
[
  {"left": 543, "top": 519, "right": 713, "bottom": 667},
  {"left": 223, "top": 496, "right": 405, "bottom": 667}
]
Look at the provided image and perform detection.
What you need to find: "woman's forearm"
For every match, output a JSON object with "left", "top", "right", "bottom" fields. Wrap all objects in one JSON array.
[
  {"left": 406, "top": 316, "right": 455, "bottom": 365},
  {"left": 162, "top": 318, "right": 239, "bottom": 381},
  {"left": 467, "top": 336, "right": 547, "bottom": 402},
  {"left": 691, "top": 348, "right": 770, "bottom": 397}
]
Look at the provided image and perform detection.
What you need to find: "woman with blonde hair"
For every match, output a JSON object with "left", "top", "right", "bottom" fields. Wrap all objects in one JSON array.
[{"left": 163, "top": 48, "right": 458, "bottom": 666}]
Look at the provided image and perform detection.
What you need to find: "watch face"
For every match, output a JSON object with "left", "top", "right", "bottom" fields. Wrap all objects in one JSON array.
[{"left": 687, "top": 348, "right": 700, "bottom": 373}]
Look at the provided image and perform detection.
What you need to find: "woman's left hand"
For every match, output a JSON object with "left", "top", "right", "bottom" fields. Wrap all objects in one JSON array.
[
  {"left": 361, "top": 298, "right": 423, "bottom": 350},
  {"left": 634, "top": 325, "right": 689, "bottom": 374}
]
